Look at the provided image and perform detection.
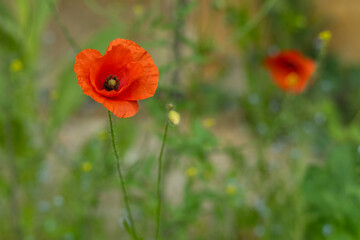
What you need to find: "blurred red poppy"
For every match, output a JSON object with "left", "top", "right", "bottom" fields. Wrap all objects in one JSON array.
[
  {"left": 74, "top": 39, "right": 159, "bottom": 118},
  {"left": 265, "top": 50, "right": 316, "bottom": 94}
]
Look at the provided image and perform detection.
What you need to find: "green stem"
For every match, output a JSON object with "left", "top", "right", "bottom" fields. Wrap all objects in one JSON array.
[
  {"left": 349, "top": 109, "right": 360, "bottom": 125},
  {"left": 308, "top": 39, "right": 330, "bottom": 87},
  {"left": 233, "top": 0, "right": 278, "bottom": 41},
  {"left": 155, "top": 120, "right": 170, "bottom": 240},
  {"left": 108, "top": 111, "right": 138, "bottom": 240},
  {"left": 48, "top": 0, "right": 81, "bottom": 52}
]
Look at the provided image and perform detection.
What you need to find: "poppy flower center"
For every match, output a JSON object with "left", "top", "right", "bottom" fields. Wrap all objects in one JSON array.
[
  {"left": 285, "top": 72, "right": 299, "bottom": 86},
  {"left": 284, "top": 61, "right": 298, "bottom": 71},
  {"left": 104, "top": 75, "right": 120, "bottom": 91}
]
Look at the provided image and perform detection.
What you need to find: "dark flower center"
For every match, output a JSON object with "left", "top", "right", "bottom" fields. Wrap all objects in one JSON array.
[
  {"left": 283, "top": 61, "right": 298, "bottom": 71},
  {"left": 104, "top": 75, "right": 120, "bottom": 91}
]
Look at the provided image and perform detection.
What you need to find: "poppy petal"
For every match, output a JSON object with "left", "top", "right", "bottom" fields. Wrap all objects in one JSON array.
[
  {"left": 90, "top": 45, "right": 133, "bottom": 93},
  {"left": 74, "top": 49, "right": 102, "bottom": 95},
  {"left": 265, "top": 50, "right": 316, "bottom": 94},
  {"left": 106, "top": 39, "right": 159, "bottom": 100},
  {"left": 102, "top": 98, "right": 139, "bottom": 118},
  {"left": 75, "top": 39, "right": 158, "bottom": 118},
  {"left": 119, "top": 62, "right": 157, "bottom": 100},
  {"left": 298, "top": 57, "right": 316, "bottom": 80}
]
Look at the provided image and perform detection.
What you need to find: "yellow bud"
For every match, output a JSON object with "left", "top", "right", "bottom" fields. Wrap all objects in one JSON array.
[
  {"left": 168, "top": 110, "right": 180, "bottom": 125},
  {"left": 10, "top": 59, "right": 24, "bottom": 72},
  {"left": 82, "top": 162, "right": 93, "bottom": 172},
  {"left": 202, "top": 118, "right": 216, "bottom": 128},
  {"left": 50, "top": 90, "right": 59, "bottom": 101},
  {"left": 133, "top": 4, "right": 144, "bottom": 17},
  {"left": 285, "top": 72, "right": 299, "bottom": 87},
  {"left": 226, "top": 184, "right": 237, "bottom": 196},
  {"left": 318, "top": 30, "right": 332, "bottom": 42},
  {"left": 98, "top": 131, "right": 108, "bottom": 140},
  {"left": 186, "top": 167, "right": 197, "bottom": 177}
]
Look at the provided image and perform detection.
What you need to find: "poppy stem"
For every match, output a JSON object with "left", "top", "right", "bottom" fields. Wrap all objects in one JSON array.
[
  {"left": 155, "top": 120, "right": 170, "bottom": 240},
  {"left": 108, "top": 111, "right": 138, "bottom": 240}
]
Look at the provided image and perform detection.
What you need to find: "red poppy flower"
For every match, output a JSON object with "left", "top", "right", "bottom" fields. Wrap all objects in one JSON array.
[
  {"left": 264, "top": 50, "right": 316, "bottom": 94},
  {"left": 74, "top": 39, "right": 159, "bottom": 118}
]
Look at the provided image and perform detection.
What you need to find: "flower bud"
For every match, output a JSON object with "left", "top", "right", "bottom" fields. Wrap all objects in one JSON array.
[
  {"left": 167, "top": 103, "right": 175, "bottom": 111},
  {"left": 168, "top": 110, "right": 180, "bottom": 125},
  {"left": 10, "top": 59, "right": 23, "bottom": 72},
  {"left": 82, "top": 162, "right": 93, "bottom": 172},
  {"left": 226, "top": 184, "right": 237, "bottom": 196},
  {"left": 318, "top": 30, "right": 332, "bottom": 43},
  {"left": 186, "top": 167, "right": 197, "bottom": 177}
]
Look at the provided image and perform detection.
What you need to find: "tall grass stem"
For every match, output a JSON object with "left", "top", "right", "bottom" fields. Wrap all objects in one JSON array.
[
  {"left": 48, "top": 0, "right": 81, "bottom": 52},
  {"left": 233, "top": 0, "right": 278, "bottom": 41}
]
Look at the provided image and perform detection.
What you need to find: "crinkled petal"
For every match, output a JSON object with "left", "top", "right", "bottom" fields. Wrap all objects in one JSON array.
[
  {"left": 106, "top": 39, "right": 159, "bottom": 100},
  {"left": 118, "top": 62, "right": 156, "bottom": 100},
  {"left": 74, "top": 49, "right": 102, "bottom": 95},
  {"left": 102, "top": 98, "right": 139, "bottom": 118},
  {"left": 90, "top": 45, "right": 133, "bottom": 95}
]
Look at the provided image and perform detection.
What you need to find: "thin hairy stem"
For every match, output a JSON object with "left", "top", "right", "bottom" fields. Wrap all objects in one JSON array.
[
  {"left": 155, "top": 120, "right": 170, "bottom": 240},
  {"left": 108, "top": 111, "right": 138, "bottom": 240}
]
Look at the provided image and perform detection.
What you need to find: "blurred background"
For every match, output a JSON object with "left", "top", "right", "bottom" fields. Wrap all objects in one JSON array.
[{"left": 1, "top": 0, "right": 360, "bottom": 239}]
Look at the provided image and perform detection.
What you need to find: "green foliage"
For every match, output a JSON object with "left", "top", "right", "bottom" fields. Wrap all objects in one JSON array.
[
  {"left": 303, "top": 144, "right": 360, "bottom": 239},
  {"left": 1, "top": 0, "right": 360, "bottom": 239}
]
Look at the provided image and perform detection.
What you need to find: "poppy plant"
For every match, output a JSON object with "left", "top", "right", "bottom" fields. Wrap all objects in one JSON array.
[
  {"left": 264, "top": 50, "right": 316, "bottom": 94},
  {"left": 74, "top": 38, "right": 159, "bottom": 117}
]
